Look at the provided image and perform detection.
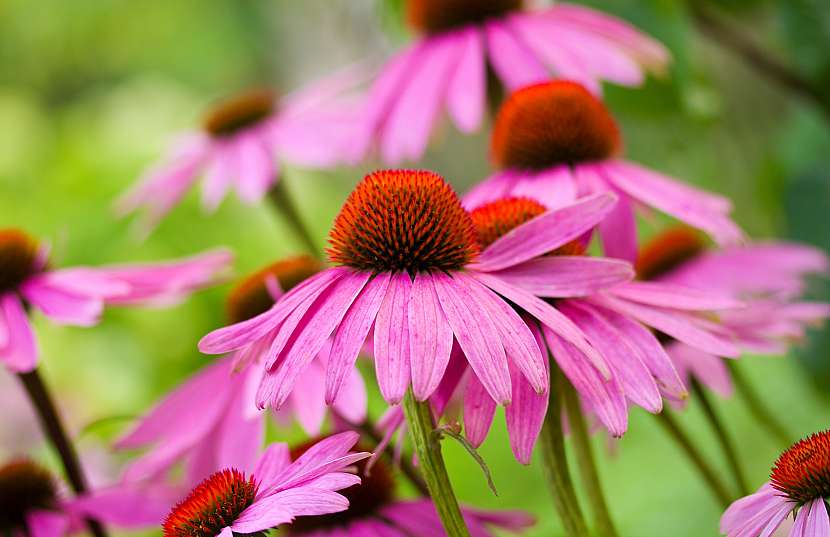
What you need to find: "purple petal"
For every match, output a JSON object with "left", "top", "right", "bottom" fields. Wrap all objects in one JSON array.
[
  {"left": 667, "top": 341, "right": 732, "bottom": 398},
  {"left": 201, "top": 145, "right": 234, "bottom": 211},
  {"left": 433, "top": 272, "right": 511, "bottom": 405},
  {"left": 472, "top": 192, "right": 617, "bottom": 272},
  {"left": 463, "top": 371, "right": 497, "bottom": 448},
  {"left": 326, "top": 273, "right": 391, "bottom": 404},
  {"left": 485, "top": 20, "right": 549, "bottom": 90},
  {"left": 610, "top": 281, "right": 743, "bottom": 311},
  {"left": 68, "top": 484, "right": 181, "bottom": 528},
  {"left": 408, "top": 272, "right": 454, "bottom": 401},
  {"left": 0, "top": 293, "right": 38, "bottom": 373},
  {"left": 25, "top": 510, "right": 68, "bottom": 537},
  {"left": 595, "top": 185, "right": 638, "bottom": 262},
  {"left": 233, "top": 134, "right": 275, "bottom": 204},
  {"left": 446, "top": 27, "right": 486, "bottom": 133},
  {"left": 490, "top": 256, "right": 634, "bottom": 298},
  {"left": 806, "top": 498, "right": 830, "bottom": 537},
  {"left": 506, "top": 360, "right": 548, "bottom": 464},
  {"left": 373, "top": 272, "right": 413, "bottom": 405},
  {"left": 21, "top": 278, "right": 103, "bottom": 326}
]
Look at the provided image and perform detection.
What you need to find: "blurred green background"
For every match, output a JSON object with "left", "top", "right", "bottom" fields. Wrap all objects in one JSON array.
[{"left": 1, "top": 0, "right": 829, "bottom": 535}]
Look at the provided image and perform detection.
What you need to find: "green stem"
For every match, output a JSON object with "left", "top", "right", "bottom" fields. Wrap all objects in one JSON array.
[
  {"left": 539, "top": 365, "right": 590, "bottom": 537},
  {"left": 655, "top": 410, "right": 733, "bottom": 508},
  {"left": 562, "top": 379, "right": 619, "bottom": 537},
  {"left": 401, "top": 390, "right": 471, "bottom": 537},
  {"left": 691, "top": 379, "right": 749, "bottom": 496},
  {"left": 727, "top": 361, "right": 792, "bottom": 447},
  {"left": 18, "top": 369, "right": 110, "bottom": 537},
  {"left": 266, "top": 178, "right": 321, "bottom": 260}
]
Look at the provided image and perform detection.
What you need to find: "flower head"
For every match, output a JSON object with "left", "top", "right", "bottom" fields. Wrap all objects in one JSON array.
[
  {"left": 492, "top": 81, "right": 621, "bottom": 171},
  {"left": 466, "top": 80, "right": 743, "bottom": 261},
  {"left": 350, "top": 2, "right": 668, "bottom": 164},
  {"left": 722, "top": 431, "right": 830, "bottom": 537},
  {"left": 0, "top": 459, "right": 58, "bottom": 532},
  {"left": 0, "top": 228, "right": 231, "bottom": 373}
]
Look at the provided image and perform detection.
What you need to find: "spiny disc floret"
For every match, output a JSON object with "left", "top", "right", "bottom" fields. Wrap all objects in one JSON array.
[
  {"left": 771, "top": 430, "right": 830, "bottom": 504},
  {"left": 203, "top": 89, "right": 275, "bottom": 138},
  {"left": 407, "top": 0, "right": 522, "bottom": 34},
  {"left": 492, "top": 81, "right": 621, "bottom": 171},
  {"left": 328, "top": 170, "right": 479, "bottom": 274},
  {"left": 0, "top": 229, "right": 40, "bottom": 293},
  {"left": 163, "top": 469, "right": 258, "bottom": 537}
]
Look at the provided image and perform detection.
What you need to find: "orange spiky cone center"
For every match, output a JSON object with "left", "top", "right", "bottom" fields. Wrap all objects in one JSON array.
[{"left": 771, "top": 430, "right": 830, "bottom": 504}]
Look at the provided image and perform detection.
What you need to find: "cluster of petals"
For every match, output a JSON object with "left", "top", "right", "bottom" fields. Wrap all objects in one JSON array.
[
  {"left": 0, "top": 232, "right": 231, "bottom": 373},
  {"left": 721, "top": 484, "right": 828, "bottom": 537},
  {"left": 117, "top": 68, "right": 364, "bottom": 233},
  {"left": 353, "top": 1, "right": 670, "bottom": 164}
]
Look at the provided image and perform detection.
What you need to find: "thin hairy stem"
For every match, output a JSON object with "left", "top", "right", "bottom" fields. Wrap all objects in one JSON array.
[{"left": 267, "top": 179, "right": 322, "bottom": 259}]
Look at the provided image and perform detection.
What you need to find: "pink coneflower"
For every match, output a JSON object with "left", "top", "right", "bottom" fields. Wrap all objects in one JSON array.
[
  {"left": 357, "top": 0, "right": 669, "bottom": 164},
  {"left": 634, "top": 227, "right": 829, "bottom": 399},
  {"left": 200, "top": 170, "right": 632, "bottom": 423},
  {"left": 465, "top": 81, "right": 743, "bottom": 261},
  {"left": 116, "top": 257, "right": 368, "bottom": 483},
  {"left": 76, "top": 433, "right": 370, "bottom": 535},
  {"left": 280, "top": 441, "right": 533, "bottom": 536},
  {"left": 0, "top": 228, "right": 231, "bottom": 373},
  {"left": 0, "top": 458, "right": 80, "bottom": 537},
  {"left": 117, "top": 74, "right": 361, "bottom": 232},
  {"left": 721, "top": 430, "right": 830, "bottom": 536}
]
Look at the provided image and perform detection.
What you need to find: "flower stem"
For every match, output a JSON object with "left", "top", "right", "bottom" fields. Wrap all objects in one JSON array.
[
  {"left": 539, "top": 365, "right": 590, "bottom": 537},
  {"left": 727, "top": 361, "right": 792, "bottom": 447},
  {"left": 561, "top": 378, "right": 619, "bottom": 537},
  {"left": 690, "top": 379, "right": 749, "bottom": 496},
  {"left": 18, "top": 369, "right": 110, "bottom": 537},
  {"left": 689, "top": 1, "right": 830, "bottom": 123},
  {"left": 401, "top": 390, "right": 471, "bottom": 537},
  {"left": 267, "top": 178, "right": 321, "bottom": 260},
  {"left": 655, "top": 410, "right": 733, "bottom": 508}
]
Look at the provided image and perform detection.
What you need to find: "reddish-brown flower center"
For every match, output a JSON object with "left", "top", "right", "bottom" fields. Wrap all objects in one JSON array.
[
  {"left": 771, "top": 430, "right": 830, "bottom": 504},
  {"left": 0, "top": 459, "right": 57, "bottom": 531},
  {"left": 0, "top": 228, "right": 40, "bottom": 294},
  {"left": 226, "top": 256, "right": 322, "bottom": 324},
  {"left": 635, "top": 226, "right": 707, "bottom": 281},
  {"left": 492, "top": 81, "right": 621, "bottom": 171},
  {"left": 203, "top": 89, "right": 276, "bottom": 138},
  {"left": 470, "top": 197, "right": 586, "bottom": 255},
  {"left": 287, "top": 441, "right": 395, "bottom": 534},
  {"left": 328, "top": 170, "right": 479, "bottom": 274},
  {"left": 407, "top": 0, "right": 522, "bottom": 34},
  {"left": 163, "top": 469, "right": 258, "bottom": 537}
]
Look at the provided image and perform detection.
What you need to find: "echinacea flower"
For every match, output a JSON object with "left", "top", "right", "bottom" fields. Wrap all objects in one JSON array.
[
  {"left": 75, "top": 432, "right": 370, "bottom": 536},
  {"left": 0, "top": 458, "right": 81, "bottom": 537},
  {"left": 117, "top": 72, "right": 362, "bottom": 233},
  {"left": 721, "top": 430, "right": 830, "bottom": 537},
  {"left": 356, "top": 0, "right": 669, "bottom": 164},
  {"left": 634, "top": 227, "right": 829, "bottom": 400},
  {"left": 115, "top": 257, "right": 368, "bottom": 483},
  {"left": 465, "top": 81, "right": 743, "bottom": 262},
  {"left": 200, "top": 169, "right": 633, "bottom": 421},
  {"left": 0, "top": 228, "right": 231, "bottom": 373},
  {"left": 280, "top": 438, "right": 534, "bottom": 536}
]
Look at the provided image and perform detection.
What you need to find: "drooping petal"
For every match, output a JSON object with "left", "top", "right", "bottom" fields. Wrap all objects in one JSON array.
[
  {"left": 463, "top": 371, "right": 498, "bottom": 448},
  {"left": 490, "top": 256, "right": 634, "bottom": 298},
  {"left": 25, "top": 510, "right": 68, "bottom": 537},
  {"left": 290, "top": 359, "right": 327, "bottom": 435},
  {"left": 433, "top": 272, "right": 511, "bottom": 405},
  {"left": 667, "top": 342, "right": 732, "bottom": 398},
  {"left": 67, "top": 484, "right": 181, "bottom": 528},
  {"left": 446, "top": 27, "right": 486, "bottom": 133},
  {"left": 21, "top": 278, "right": 104, "bottom": 327},
  {"left": 0, "top": 293, "right": 38, "bottom": 373},
  {"left": 560, "top": 301, "right": 661, "bottom": 412},
  {"left": 374, "top": 272, "right": 413, "bottom": 405},
  {"left": 326, "top": 273, "right": 391, "bottom": 404},
  {"left": 462, "top": 170, "right": 523, "bottom": 211},
  {"left": 485, "top": 20, "right": 549, "bottom": 90},
  {"left": 201, "top": 144, "right": 234, "bottom": 211},
  {"left": 598, "top": 190, "right": 638, "bottom": 263},
  {"left": 543, "top": 327, "right": 627, "bottom": 437},
  {"left": 472, "top": 192, "right": 617, "bottom": 272},
  {"left": 199, "top": 269, "right": 344, "bottom": 354},
  {"left": 805, "top": 498, "right": 830, "bottom": 537},
  {"left": 609, "top": 281, "right": 743, "bottom": 311},
  {"left": 408, "top": 272, "right": 454, "bottom": 401},
  {"left": 720, "top": 484, "right": 791, "bottom": 536},
  {"left": 233, "top": 134, "right": 275, "bottom": 204},
  {"left": 506, "top": 359, "right": 548, "bottom": 464}
]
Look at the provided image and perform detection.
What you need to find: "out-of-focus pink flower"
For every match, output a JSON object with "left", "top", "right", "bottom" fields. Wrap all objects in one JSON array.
[
  {"left": 117, "top": 70, "right": 364, "bottom": 233},
  {"left": 721, "top": 430, "right": 830, "bottom": 537},
  {"left": 465, "top": 81, "right": 743, "bottom": 262},
  {"left": 200, "top": 171, "right": 635, "bottom": 462},
  {"left": 0, "top": 228, "right": 232, "bottom": 373},
  {"left": 353, "top": 0, "right": 669, "bottom": 164},
  {"left": 113, "top": 257, "right": 368, "bottom": 485},
  {"left": 74, "top": 432, "right": 370, "bottom": 535},
  {"left": 634, "top": 227, "right": 829, "bottom": 399}
]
